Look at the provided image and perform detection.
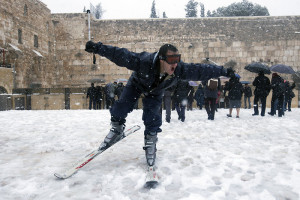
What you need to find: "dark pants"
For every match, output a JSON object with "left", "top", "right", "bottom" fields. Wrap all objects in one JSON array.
[
  {"left": 163, "top": 95, "right": 172, "bottom": 122},
  {"left": 205, "top": 97, "right": 216, "bottom": 120},
  {"left": 270, "top": 94, "right": 284, "bottom": 117},
  {"left": 196, "top": 96, "right": 204, "bottom": 109},
  {"left": 253, "top": 95, "right": 266, "bottom": 116},
  {"left": 110, "top": 84, "right": 163, "bottom": 134},
  {"left": 244, "top": 96, "right": 251, "bottom": 109},
  {"left": 284, "top": 99, "right": 292, "bottom": 111},
  {"left": 187, "top": 100, "right": 193, "bottom": 111},
  {"left": 175, "top": 101, "right": 186, "bottom": 122},
  {"left": 105, "top": 97, "right": 115, "bottom": 109},
  {"left": 96, "top": 100, "right": 102, "bottom": 109},
  {"left": 89, "top": 98, "right": 96, "bottom": 110}
]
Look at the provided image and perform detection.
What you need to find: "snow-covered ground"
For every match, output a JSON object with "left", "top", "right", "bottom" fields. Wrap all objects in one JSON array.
[{"left": 0, "top": 108, "right": 299, "bottom": 200}]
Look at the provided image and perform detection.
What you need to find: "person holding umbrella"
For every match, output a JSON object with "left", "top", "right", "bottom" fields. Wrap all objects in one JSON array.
[
  {"left": 87, "top": 83, "right": 97, "bottom": 110},
  {"left": 268, "top": 73, "right": 286, "bottom": 117},
  {"left": 252, "top": 71, "right": 271, "bottom": 116}
]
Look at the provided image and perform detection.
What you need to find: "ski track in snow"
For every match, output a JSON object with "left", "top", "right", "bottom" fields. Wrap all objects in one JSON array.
[{"left": 0, "top": 109, "right": 299, "bottom": 200}]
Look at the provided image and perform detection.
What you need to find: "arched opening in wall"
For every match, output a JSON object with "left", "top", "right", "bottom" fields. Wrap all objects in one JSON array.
[{"left": 0, "top": 86, "right": 8, "bottom": 94}]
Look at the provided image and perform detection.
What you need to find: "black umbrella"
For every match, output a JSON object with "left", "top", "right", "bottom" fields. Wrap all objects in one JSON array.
[
  {"left": 245, "top": 62, "right": 271, "bottom": 74},
  {"left": 87, "top": 78, "right": 105, "bottom": 83},
  {"left": 240, "top": 81, "right": 250, "bottom": 84},
  {"left": 270, "top": 64, "right": 295, "bottom": 74}
]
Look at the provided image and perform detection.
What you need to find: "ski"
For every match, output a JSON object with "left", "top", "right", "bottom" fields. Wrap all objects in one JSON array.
[
  {"left": 144, "top": 166, "right": 159, "bottom": 189},
  {"left": 54, "top": 125, "right": 141, "bottom": 179}
]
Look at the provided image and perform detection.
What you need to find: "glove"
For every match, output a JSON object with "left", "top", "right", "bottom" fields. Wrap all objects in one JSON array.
[
  {"left": 226, "top": 68, "right": 235, "bottom": 78},
  {"left": 85, "top": 41, "right": 97, "bottom": 53}
]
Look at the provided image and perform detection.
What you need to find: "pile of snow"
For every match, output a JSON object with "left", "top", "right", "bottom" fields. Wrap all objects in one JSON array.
[{"left": 0, "top": 109, "right": 299, "bottom": 200}]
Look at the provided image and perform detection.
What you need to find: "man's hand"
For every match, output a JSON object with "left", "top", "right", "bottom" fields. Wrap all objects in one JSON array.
[
  {"left": 226, "top": 68, "right": 235, "bottom": 78},
  {"left": 85, "top": 41, "right": 97, "bottom": 53}
]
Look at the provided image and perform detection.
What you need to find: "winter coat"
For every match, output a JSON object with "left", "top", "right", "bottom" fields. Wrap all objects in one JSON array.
[
  {"left": 224, "top": 77, "right": 243, "bottom": 100},
  {"left": 271, "top": 74, "right": 285, "bottom": 97},
  {"left": 93, "top": 42, "right": 227, "bottom": 96},
  {"left": 173, "top": 80, "right": 191, "bottom": 104},
  {"left": 105, "top": 83, "right": 116, "bottom": 99},
  {"left": 194, "top": 85, "right": 204, "bottom": 102},
  {"left": 96, "top": 86, "right": 103, "bottom": 101},
  {"left": 87, "top": 86, "right": 97, "bottom": 99},
  {"left": 243, "top": 86, "right": 252, "bottom": 97},
  {"left": 252, "top": 74, "right": 271, "bottom": 97},
  {"left": 202, "top": 78, "right": 221, "bottom": 99},
  {"left": 115, "top": 83, "right": 124, "bottom": 99},
  {"left": 285, "top": 82, "right": 296, "bottom": 100}
]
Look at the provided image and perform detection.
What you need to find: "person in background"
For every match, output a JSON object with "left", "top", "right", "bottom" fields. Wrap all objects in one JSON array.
[
  {"left": 284, "top": 81, "right": 296, "bottom": 112},
  {"left": 115, "top": 82, "right": 125, "bottom": 100},
  {"left": 194, "top": 84, "right": 205, "bottom": 110},
  {"left": 202, "top": 78, "right": 221, "bottom": 120},
  {"left": 173, "top": 80, "right": 191, "bottom": 122},
  {"left": 268, "top": 73, "right": 285, "bottom": 117},
  {"left": 105, "top": 82, "right": 117, "bottom": 109},
  {"left": 163, "top": 86, "right": 175, "bottom": 123},
  {"left": 252, "top": 71, "right": 271, "bottom": 116},
  {"left": 187, "top": 84, "right": 194, "bottom": 111},
  {"left": 87, "top": 83, "right": 97, "bottom": 110},
  {"left": 243, "top": 83, "right": 252, "bottom": 109},
  {"left": 224, "top": 76, "right": 243, "bottom": 118},
  {"left": 96, "top": 86, "right": 103, "bottom": 109}
]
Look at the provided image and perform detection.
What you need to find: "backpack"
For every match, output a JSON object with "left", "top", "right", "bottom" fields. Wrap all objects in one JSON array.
[
  {"left": 277, "top": 82, "right": 286, "bottom": 94},
  {"left": 208, "top": 79, "right": 218, "bottom": 90},
  {"left": 291, "top": 91, "right": 295, "bottom": 98}
]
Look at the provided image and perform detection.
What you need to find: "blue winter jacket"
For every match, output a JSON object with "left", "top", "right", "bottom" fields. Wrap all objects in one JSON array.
[{"left": 94, "top": 42, "right": 227, "bottom": 96}]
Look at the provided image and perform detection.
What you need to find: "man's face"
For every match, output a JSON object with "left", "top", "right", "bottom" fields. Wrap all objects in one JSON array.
[{"left": 160, "top": 50, "right": 180, "bottom": 75}]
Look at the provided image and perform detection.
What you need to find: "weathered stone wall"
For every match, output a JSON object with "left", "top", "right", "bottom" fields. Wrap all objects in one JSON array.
[
  {"left": 52, "top": 15, "right": 300, "bottom": 87},
  {"left": 0, "top": 68, "right": 13, "bottom": 93},
  {"left": 0, "top": 0, "right": 55, "bottom": 90}
]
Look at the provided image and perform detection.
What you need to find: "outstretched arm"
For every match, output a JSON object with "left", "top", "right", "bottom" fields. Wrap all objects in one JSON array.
[
  {"left": 178, "top": 62, "right": 234, "bottom": 81},
  {"left": 85, "top": 41, "right": 150, "bottom": 71}
]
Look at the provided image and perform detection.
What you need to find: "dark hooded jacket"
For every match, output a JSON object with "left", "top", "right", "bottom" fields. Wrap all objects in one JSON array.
[
  {"left": 271, "top": 73, "right": 285, "bottom": 97},
  {"left": 173, "top": 80, "right": 191, "bottom": 104},
  {"left": 253, "top": 73, "right": 271, "bottom": 97},
  {"left": 93, "top": 42, "right": 227, "bottom": 96},
  {"left": 224, "top": 77, "right": 243, "bottom": 100}
]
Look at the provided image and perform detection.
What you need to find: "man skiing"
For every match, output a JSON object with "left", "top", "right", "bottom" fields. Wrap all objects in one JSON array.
[{"left": 85, "top": 41, "right": 234, "bottom": 184}]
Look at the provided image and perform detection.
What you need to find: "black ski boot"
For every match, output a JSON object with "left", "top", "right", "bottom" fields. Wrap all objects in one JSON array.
[
  {"left": 99, "top": 121, "right": 125, "bottom": 150},
  {"left": 143, "top": 132, "right": 158, "bottom": 166}
]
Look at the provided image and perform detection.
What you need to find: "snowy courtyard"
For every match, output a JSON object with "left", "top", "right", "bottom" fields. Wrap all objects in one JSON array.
[{"left": 0, "top": 108, "right": 299, "bottom": 200}]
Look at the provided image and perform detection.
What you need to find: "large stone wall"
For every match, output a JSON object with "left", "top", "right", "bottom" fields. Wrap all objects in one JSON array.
[{"left": 53, "top": 15, "right": 300, "bottom": 87}]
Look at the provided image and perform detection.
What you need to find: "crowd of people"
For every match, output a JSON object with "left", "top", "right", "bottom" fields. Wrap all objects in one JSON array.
[
  {"left": 86, "top": 81, "right": 125, "bottom": 110},
  {"left": 87, "top": 71, "right": 296, "bottom": 122},
  {"left": 160, "top": 71, "right": 296, "bottom": 121}
]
